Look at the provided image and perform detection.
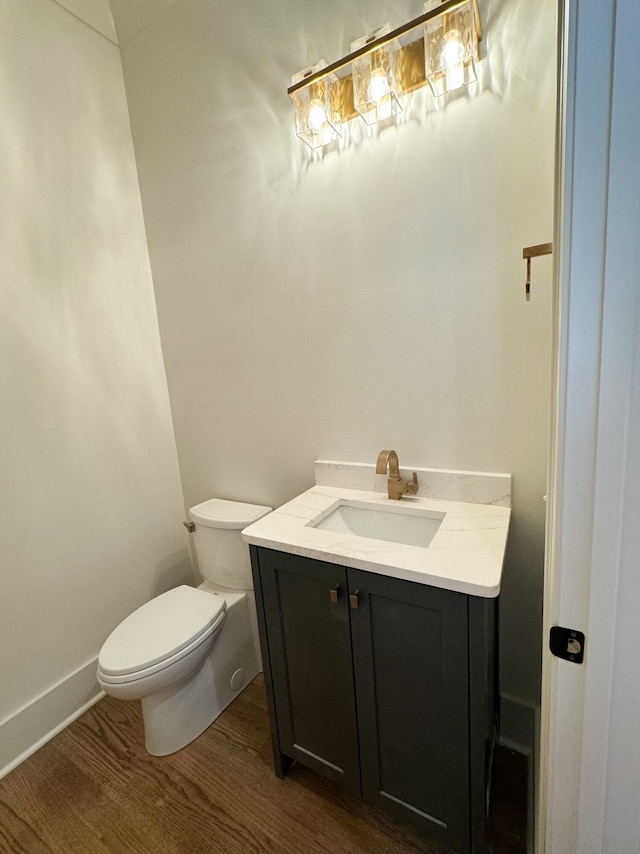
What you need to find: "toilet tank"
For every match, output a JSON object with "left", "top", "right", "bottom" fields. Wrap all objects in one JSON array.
[{"left": 188, "top": 499, "right": 272, "bottom": 590}]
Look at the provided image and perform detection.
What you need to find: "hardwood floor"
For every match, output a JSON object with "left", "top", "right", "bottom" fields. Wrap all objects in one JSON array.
[{"left": 0, "top": 677, "right": 526, "bottom": 854}]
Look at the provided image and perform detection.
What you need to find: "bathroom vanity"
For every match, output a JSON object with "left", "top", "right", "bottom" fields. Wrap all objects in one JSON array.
[{"left": 243, "top": 460, "right": 511, "bottom": 854}]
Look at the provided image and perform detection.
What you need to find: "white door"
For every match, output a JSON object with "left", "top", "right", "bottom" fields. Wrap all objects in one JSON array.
[{"left": 539, "top": 0, "right": 640, "bottom": 851}]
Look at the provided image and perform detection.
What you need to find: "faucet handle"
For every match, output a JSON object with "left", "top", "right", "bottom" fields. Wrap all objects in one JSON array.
[{"left": 407, "top": 472, "right": 419, "bottom": 494}]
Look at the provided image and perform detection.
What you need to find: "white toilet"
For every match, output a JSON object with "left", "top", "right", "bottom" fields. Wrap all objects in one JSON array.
[{"left": 97, "top": 498, "right": 271, "bottom": 756}]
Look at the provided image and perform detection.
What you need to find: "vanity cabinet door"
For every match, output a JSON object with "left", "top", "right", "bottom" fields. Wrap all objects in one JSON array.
[
  {"left": 257, "top": 549, "right": 361, "bottom": 794},
  {"left": 348, "top": 569, "right": 471, "bottom": 852}
]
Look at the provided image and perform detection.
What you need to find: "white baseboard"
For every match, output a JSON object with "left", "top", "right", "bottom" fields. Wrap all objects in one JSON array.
[{"left": 0, "top": 658, "right": 104, "bottom": 780}]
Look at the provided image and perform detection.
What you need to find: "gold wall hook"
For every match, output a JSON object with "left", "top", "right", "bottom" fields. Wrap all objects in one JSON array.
[{"left": 522, "top": 242, "right": 553, "bottom": 301}]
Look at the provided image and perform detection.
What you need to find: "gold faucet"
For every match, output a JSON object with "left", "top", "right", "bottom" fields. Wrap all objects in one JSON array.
[{"left": 375, "top": 450, "right": 419, "bottom": 500}]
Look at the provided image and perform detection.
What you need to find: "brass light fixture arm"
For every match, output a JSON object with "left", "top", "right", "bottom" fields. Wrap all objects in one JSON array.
[{"left": 523, "top": 242, "right": 553, "bottom": 301}]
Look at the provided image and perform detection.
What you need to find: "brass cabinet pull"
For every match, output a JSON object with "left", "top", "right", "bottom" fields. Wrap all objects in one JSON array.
[
  {"left": 329, "top": 585, "right": 341, "bottom": 604},
  {"left": 349, "top": 590, "right": 360, "bottom": 610}
]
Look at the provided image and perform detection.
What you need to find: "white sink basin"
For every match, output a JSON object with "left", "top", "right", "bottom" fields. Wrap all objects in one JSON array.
[
  {"left": 311, "top": 501, "right": 445, "bottom": 549},
  {"left": 243, "top": 482, "right": 512, "bottom": 597}
]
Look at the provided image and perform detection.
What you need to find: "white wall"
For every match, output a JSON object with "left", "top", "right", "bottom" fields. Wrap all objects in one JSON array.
[
  {"left": 0, "top": 0, "right": 189, "bottom": 769},
  {"left": 118, "top": 0, "right": 556, "bottom": 707}
]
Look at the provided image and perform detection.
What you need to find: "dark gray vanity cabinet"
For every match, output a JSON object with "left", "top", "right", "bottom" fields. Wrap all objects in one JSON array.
[
  {"left": 350, "top": 567, "right": 471, "bottom": 848},
  {"left": 250, "top": 546, "right": 497, "bottom": 854},
  {"left": 255, "top": 549, "right": 360, "bottom": 793}
]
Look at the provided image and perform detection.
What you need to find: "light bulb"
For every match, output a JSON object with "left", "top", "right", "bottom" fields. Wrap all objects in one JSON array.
[
  {"left": 368, "top": 68, "right": 390, "bottom": 105},
  {"left": 441, "top": 30, "right": 465, "bottom": 92},
  {"left": 308, "top": 99, "right": 326, "bottom": 133}
]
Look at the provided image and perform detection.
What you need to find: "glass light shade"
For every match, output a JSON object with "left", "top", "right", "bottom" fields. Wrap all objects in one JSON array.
[
  {"left": 424, "top": 0, "right": 479, "bottom": 98},
  {"left": 290, "top": 60, "right": 341, "bottom": 149},
  {"left": 350, "top": 25, "right": 402, "bottom": 126}
]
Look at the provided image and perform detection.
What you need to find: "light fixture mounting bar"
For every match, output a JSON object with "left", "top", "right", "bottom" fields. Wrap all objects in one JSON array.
[{"left": 287, "top": 0, "right": 481, "bottom": 96}]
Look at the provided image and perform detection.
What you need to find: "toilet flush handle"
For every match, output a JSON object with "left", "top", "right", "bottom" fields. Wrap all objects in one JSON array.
[{"left": 183, "top": 521, "right": 196, "bottom": 533}]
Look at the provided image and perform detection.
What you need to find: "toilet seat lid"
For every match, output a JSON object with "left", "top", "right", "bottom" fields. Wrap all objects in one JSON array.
[
  {"left": 98, "top": 586, "right": 226, "bottom": 677},
  {"left": 189, "top": 498, "right": 272, "bottom": 529}
]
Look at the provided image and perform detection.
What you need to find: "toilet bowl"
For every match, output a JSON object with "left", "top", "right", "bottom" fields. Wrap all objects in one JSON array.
[{"left": 97, "top": 499, "right": 271, "bottom": 756}]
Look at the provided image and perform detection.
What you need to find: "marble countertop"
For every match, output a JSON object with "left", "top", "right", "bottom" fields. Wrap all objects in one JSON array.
[{"left": 242, "top": 468, "right": 511, "bottom": 597}]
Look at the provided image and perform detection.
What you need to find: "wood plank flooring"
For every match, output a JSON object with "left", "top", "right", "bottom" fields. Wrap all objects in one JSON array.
[{"left": 0, "top": 676, "right": 526, "bottom": 854}]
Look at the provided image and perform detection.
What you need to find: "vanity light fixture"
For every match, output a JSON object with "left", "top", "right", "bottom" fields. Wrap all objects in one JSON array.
[
  {"left": 423, "top": 0, "right": 481, "bottom": 97},
  {"left": 290, "top": 60, "right": 342, "bottom": 150},
  {"left": 288, "top": 0, "right": 483, "bottom": 149},
  {"left": 350, "top": 25, "right": 402, "bottom": 126}
]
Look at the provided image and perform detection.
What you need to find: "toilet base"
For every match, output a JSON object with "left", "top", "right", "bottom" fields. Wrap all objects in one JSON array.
[{"left": 141, "top": 591, "right": 259, "bottom": 756}]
